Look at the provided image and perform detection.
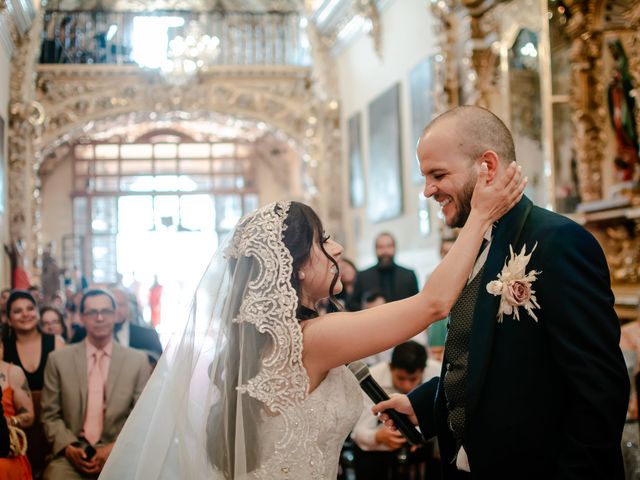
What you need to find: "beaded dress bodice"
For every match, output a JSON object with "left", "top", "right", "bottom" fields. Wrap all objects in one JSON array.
[{"left": 253, "top": 366, "right": 362, "bottom": 479}]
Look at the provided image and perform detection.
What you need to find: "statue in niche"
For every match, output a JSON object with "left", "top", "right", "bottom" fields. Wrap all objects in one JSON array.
[
  {"left": 607, "top": 39, "right": 639, "bottom": 183},
  {"left": 4, "top": 240, "right": 31, "bottom": 290},
  {"left": 41, "top": 242, "right": 63, "bottom": 302}
]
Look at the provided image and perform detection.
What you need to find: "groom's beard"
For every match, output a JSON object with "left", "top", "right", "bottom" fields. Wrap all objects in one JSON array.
[{"left": 450, "top": 173, "right": 476, "bottom": 228}]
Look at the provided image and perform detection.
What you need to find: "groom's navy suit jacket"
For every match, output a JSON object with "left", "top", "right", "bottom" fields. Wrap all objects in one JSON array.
[{"left": 408, "top": 196, "right": 629, "bottom": 479}]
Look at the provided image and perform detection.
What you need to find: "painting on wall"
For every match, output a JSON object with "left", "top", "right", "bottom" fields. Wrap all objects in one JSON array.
[
  {"left": 0, "top": 116, "right": 4, "bottom": 214},
  {"left": 367, "top": 83, "right": 403, "bottom": 223},
  {"left": 348, "top": 112, "right": 365, "bottom": 207},
  {"left": 409, "top": 56, "right": 435, "bottom": 184}
]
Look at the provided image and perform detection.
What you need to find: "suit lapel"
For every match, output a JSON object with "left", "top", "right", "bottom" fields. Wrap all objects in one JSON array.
[
  {"left": 106, "top": 342, "right": 125, "bottom": 408},
  {"left": 466, "top": 196, "right": 532, "bottom": 415},
  {"left": 74, "top": 342, "right": 88, "bottom": 417}
]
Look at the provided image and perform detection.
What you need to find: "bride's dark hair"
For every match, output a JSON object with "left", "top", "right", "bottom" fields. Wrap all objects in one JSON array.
[
  {"left": 207, "top": 254, "right": 267, "bottom": 478},
  {"left": 283, "top": 201, "right": 341, "bottom": 319}
]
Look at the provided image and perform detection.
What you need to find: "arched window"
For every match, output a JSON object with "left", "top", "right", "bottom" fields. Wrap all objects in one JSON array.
[{"left": 72, "top": 130, "right": 259, "bottom": 284}]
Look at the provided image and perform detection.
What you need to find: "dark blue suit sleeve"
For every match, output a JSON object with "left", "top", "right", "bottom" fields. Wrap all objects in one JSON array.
[
  {"left": 407, "top": 376, "right": 439, "bottom": 441},
  {"left": 539, "top": 223, "right": 629, "bottom": 479}
]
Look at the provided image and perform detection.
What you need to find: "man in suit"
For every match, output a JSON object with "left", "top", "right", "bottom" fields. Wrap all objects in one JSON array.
[
  {"left": 374, "top": 106, "right": 629, "bottom": 479},
  {"left": 72, "top": 287, "right": 162, "bottom": 365},
  {"left": 42, "top": 289, "right": 150, "bottom": 479},
  {"left": 348, "top": 233, "right": 419, "bottom": 311}
]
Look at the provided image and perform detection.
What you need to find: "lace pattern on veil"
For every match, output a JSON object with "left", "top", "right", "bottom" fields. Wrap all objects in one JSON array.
[{"left": 226, "top": 200, "right": 323, "bottom": 478}]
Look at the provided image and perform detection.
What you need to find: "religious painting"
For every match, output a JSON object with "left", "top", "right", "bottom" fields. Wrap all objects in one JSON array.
[
  {"left": 604, "top": 37, "right": 639, "bottom": 188},
  {"left": 409, "top": 56, "right": 435, "bottom": 184},
  {"left": 367, "top": 83, "right": 403, "bottom": 223},
  {"left": 348, "top": 112, "right": 365, "bottom": 207}
]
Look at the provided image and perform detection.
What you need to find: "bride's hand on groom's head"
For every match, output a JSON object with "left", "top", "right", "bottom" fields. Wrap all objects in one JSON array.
[
  {"left": 471, "top": 161, "right": 527, "bottom": 224},
  {"left": 371, "top": 394, "right": 418, "bottom": 427}
]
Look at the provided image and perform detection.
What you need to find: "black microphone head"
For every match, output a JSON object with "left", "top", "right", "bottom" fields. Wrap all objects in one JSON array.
[{"left": 347, "top": 360, "right": 371, "bottom": 383}]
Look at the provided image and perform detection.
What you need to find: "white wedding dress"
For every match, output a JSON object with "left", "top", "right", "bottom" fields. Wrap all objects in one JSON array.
[
  {"left": 101, "top": 201, "right": 366, "bottom": 479},
  {"left": 253, "top": 366, "right": 362, "bottom": 479}
]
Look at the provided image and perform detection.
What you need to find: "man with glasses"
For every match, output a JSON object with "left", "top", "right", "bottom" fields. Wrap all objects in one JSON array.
[
  {"left": 70, "top": 287, "right": 162, "bottom": 366},
  {"left": 41, "top": 289, "right": 150, "bottom": 479}
]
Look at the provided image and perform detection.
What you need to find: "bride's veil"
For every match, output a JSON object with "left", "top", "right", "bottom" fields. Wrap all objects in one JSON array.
[{"left": 100, "top": 201, "right": 312, "bottom": 479}]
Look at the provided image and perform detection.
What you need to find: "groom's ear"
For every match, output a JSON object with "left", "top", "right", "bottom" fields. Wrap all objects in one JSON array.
[{"left": 477, "top": 150, "right": 500, "bottom": 183}]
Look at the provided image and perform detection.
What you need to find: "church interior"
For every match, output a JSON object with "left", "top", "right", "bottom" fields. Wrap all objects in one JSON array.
[{"left": 0, "top": 0, "right": 639, "bottom": 478}]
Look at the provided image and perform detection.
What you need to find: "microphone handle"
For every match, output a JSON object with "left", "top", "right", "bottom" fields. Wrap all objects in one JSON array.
[{"left": 361, "top": 379, "right": 425, "bottom": 446}]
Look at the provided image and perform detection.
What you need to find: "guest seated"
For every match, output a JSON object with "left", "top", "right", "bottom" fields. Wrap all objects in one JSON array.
[
  {"left": 3, "top": 291, "right": 65, "bottom": 391},
  {"left": 0, "top": 390, "right": 10, "bottom": 458},
  {"left": 0, "top": 288, "right": 10, "bottom": 324},
  {"left": 335, "top": 258, "right": 358, "bottom": 310},
  {"left": 4, "top": 290, "right": 65, "bottom": 477},
  {"left": 359, "top": 291, "right": 389, "bottom": 366},
  {"left": 40, "top": 305, "right": 68, "bottom": 342},
  {"left": 41, "top": 289, "right": 150, "bottom": 479},
  {"left": 351, "top": 341, "right": 441, "bottom": 479},
  {"left": 71, "top": 287, "right": 162, "bottom": 366},
  {"left": 0, "top": 341, "right": 35, "bottom": 479}
]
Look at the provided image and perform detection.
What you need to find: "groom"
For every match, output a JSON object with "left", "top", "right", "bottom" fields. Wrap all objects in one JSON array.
[{"left": 373, "top": 106, "right": 629, "bottom": 479}]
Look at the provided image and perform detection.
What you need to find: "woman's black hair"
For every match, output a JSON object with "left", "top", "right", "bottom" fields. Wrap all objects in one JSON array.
[
  {"left": 6, "top": 290, "right": 37, "bottom": 319},
  {"left": 39, "top": 304, "right": 68, "bottom": 340},
  {"left": 282, "top": 202, "right": 341, "bottom": 319}
]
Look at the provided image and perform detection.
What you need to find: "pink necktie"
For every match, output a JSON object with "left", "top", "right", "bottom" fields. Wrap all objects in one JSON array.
[{"left": 83, "top": 351, "right": 105, "bottom": 445}]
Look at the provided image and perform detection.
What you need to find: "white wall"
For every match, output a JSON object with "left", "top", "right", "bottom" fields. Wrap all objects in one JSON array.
[
  {"left": 0, "top": 39, "right": 11, "bottom": 286},
  {"left": 337, "top": 0, "right": 441, "bottom": 281},
  {"left": 40, "top": 155, "right": 74, "bottom": 260}
]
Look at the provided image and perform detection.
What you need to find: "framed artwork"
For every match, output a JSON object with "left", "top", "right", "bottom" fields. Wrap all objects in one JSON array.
[
  {"left": 367, "top": 83, "right": 403, "bottom": 223},
  {"left": 0, "top": 116, "right": 5, "bottom": 214},
  {"left": 409, "top": 56, "right": 435, "bottom": 184},
  {"left": 347, "top": 112, "right": 365, "bottom": 207}
]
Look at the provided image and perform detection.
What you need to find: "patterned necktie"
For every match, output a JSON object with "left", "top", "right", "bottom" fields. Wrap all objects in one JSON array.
[{"left": 83, "top": 351, "right": 105, "bottom": 445}]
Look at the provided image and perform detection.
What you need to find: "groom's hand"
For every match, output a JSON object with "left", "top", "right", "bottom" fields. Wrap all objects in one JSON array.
[{"left": 371, "top": 394, "right": 418, "bottom": 427}]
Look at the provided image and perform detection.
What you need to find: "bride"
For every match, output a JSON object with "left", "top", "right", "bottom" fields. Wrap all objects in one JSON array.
[{"left": 101, "top": 162, "right": 524, "bottom": 479}]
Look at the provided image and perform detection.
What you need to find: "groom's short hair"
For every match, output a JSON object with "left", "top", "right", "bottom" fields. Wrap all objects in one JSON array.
[
  {"left": 390, "top": 341, "right": 427, "bottom": 374},
  {"left": 422, "top": 105, "right": 516, "bottom": 166}
]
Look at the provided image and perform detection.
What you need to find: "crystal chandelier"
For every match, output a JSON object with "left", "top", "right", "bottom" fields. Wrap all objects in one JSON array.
[{"left": 161, "top": 20, "right": 220, "bottom": 85}]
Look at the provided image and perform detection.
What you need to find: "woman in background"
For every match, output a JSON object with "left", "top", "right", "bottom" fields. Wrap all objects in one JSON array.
[
  {"left": 3, "top": 291, "right": 64, "bottom": 478},
  {"left": 39, "top": 305, "right": 68, "bottom": 342}
]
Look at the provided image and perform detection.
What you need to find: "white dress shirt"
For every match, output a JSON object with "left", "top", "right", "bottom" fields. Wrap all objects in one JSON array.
[{"left": 115, "top": 320, "right": 130, "bottom": 347}]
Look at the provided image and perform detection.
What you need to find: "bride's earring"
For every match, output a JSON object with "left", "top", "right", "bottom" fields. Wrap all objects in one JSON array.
[{"left": 298, "top": 271, "right": 306, "bottom": 281}]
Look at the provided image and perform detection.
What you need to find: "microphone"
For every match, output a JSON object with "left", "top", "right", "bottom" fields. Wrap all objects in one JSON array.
[{"left": 347, "top": 360, "right": 425, "bottom": 446}]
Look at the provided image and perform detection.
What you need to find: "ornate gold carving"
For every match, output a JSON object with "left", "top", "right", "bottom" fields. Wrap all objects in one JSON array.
[
  {"left": 603, "top": 222, "right": 640, "bottom": 284},
  {"left": 429, "top": 0, "right": 460, "bottom": 111},
  {"left": 8, "top": 10, "right": 43, "bottom": 279},
  {"left": 564, "top": 1, "right": 607, "bottom": 202},
  {"left": 354, "top": 0, "right": 383, "bottom": 59}
]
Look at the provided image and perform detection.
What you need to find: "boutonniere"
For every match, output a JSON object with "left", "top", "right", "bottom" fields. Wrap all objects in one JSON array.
[{"left": 486, "top": 243, "right": 541, "bottom": 323}]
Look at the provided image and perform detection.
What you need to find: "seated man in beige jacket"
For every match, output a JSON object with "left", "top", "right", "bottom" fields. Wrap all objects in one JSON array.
[{"left": 41, "top": 288, "right": 151, "bottom": 479}]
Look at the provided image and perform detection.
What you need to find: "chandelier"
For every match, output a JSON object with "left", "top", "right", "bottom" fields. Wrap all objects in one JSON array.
[{"left": 161, "top": 20, "right": 221, "bottom": 84}]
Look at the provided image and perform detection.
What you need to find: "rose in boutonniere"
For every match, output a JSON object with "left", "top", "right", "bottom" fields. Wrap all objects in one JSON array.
[{"left": 486, "top": 243, "right": 541, "bottom": 322}]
